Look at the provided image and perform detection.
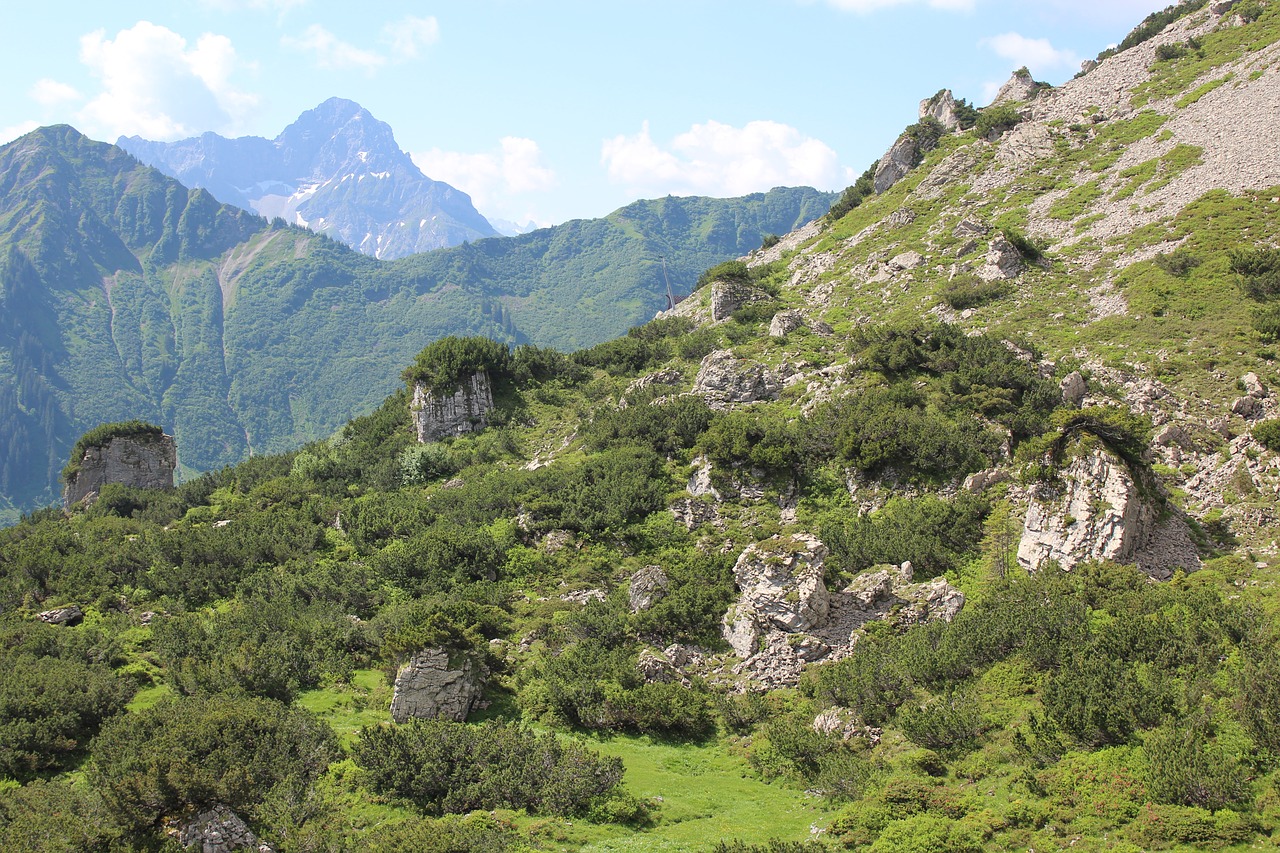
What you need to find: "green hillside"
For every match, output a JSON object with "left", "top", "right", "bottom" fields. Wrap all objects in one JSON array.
[
  {"left": 0, "top": 127, "right": 832, "bottom": 521},
  {"left": 3, "top": 3, "right": 1280, "bottom": 851}
]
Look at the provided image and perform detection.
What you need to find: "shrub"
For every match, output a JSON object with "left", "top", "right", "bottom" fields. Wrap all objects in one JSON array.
[
  {"left": 1097, "top": 0, "right": 1208, "bottom": 60},
  {"left": 1000, "top": 226, "right": 1043, "bottom": 262},
  {"left": 938, "top": 276, "right": 1009, "bottom": 310},
  {"left": 827, "top": 163, "right": 878, "bottom": 221},
  {"left": 1231, "top": 247, "right": 1280, "bottom": 300},
  {"left": 822, "top": 494, "right": 990, "bottom": 578},
  {"left": 402, "top": 336, "right": 511, "bottom": 392},
  {"left": 974, "top": 104, "right": 1023, "bottom": 139},
  {"left": 1153, "top": 248, "right": 1201, "bottom": 277},
  {"left": 1129, "top": 803, "right": 1261, "bottom": 848},
  {"left": 1253, "top": 418, "right": 1280, "bottom": 451},
  {"left": 760, "top": 233, "right": 781, "bottom": 250},
  {"left": 1236, "top": 0, "right": 1266, "bottom": 22},
  {"left": 898, "top": 690, "right": 985, "bottom": 754},
  {"left": 1154, "top": 42, "right": 1190, "bottom": 62},
  {"left": 696, "top": 260, "right": 750, "bottom": 291},
  {"left": 1143, "top": 714, "right": 1253, "bottom": 810},
  {"left": 354, "top": 719, "right": 626, "bottom": 816}
]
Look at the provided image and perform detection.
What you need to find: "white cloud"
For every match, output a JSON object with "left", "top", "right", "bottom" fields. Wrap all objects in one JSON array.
[
  {"left": 282, "top": 24, "right": 386, "bottom": 73},
  {"left": 414, "top": 137, "right": 557, "bottom": 222},
  {"left": 0, "top": 121, "right": 40, "bottom": 146},
  {"left": 384, "top": 16, "right": 440, "bottom": 61},
  {"left": 814, "top": 0, "right": 974, "bottom": 13},
  {"left": 30, "top": 79, "right": 82, "bottom": 109},
  {"left": 601, "top": 120, "right": 852, "bottom": 199},
  {"left": 982, "top": 32, "right": 1081, "bottom": 75},
  {"left": 77, "top": 22, "right": 258, "bottom": 141}
]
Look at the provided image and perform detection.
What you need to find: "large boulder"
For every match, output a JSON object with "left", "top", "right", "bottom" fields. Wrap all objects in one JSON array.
[
  {"left": 63, "top": 432, "right": 177, "bottom": 507},
  {"left": 693, "top": 350, "right": 782, "bottom": 409},
  {"left": 723, "top": 534, "right": 830, "bottom": 658},
  {"left": 978, "top": 233, "right": 1026, "bottom": 282},
  {"left": 390, "top": 648, "right": 487, "bottom": 723},
  {"left": 411, "top": 371, "right": 494, "bottom": 443},
  {"left": 1018, "top": 448, "right": 1155, "bottom": 572},
  {"left": 710, "top": 280, "right": 772, "bottom": 323},
  {"left": 628, "top": 565, "right": 670, "bottom": 613}
]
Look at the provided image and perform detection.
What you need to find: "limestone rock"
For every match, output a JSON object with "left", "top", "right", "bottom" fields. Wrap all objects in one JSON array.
[
  {"left": 873, "top": 133, "right": 919, "bottom": 194},
  {"left": 671, "top": 497, "right": 721, "bottom": 530},
  {"left": 723, "top": 534, "right": 829, "bottom": 658},
  {"left": 178, "top": 804, "right": 273, "bottom": 853},
  {"left": 953, "top": 218, "right": 991, "bottom": 238},
  {"left": 1232, "top": 395, "right": 1263, "bottom": 419},
  {"left": 842, "top": 569, "right": 895, "bottom": 610},
  {"left": 889, "top": 251, "right": 925, "bottom": 271},
  {"left": 628, "top": 369, "right": 684, "bottom": 395},
  {"left": 710, "top": 281, "right": 772, "bottom": 323},
  {"left": 38, "top": 605, "right": 84, "bottom": 626},
  {"left": 897, "top": 577, "right": 966, "bottom": 625},
  {"left": 919, "top": 89, "right": 963, "bottom": 132},
  {"left": 1018, "top": 449, "right": 1155, "bottom": 572},
  {"left": 964, "top": 468, "right": 1010, "bottom": 493},
  {"left": 978, "top": 233, "right": 1025, "bottom": 282},
  {"left": 693, "top": 350, "right": 782, "bottom": 409},
  {"left": 989, "top": 67, "right": 1039, "bottom": 106},
  {"left": 390, "top": 648, "right": 487, "bottom": 723},
  {"left": 63, "top": 432, "right": 177, "bottom": 507},
  {"left": 813, "top": 707, "right": 882, "bottom": 745},
  {"left": 1243, "top": 372, "right": 1268, "bottom": 398},
  {"left": 769, "top": 309, "right": 806, "bottom": 337},
  {"left": 411, "top": 372, "right": 494, "bottom": 443},
  {"left": 628, "top": 565, "right": 670, "bottom": 613},
  {"left": 1060, "top": 371, "right": 1088, "bottom": 408}
]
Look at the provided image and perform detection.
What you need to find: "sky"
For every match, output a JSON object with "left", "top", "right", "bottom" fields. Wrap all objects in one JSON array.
[{"left": 0, "top": 1, "right": 1171, "bottom": 228}]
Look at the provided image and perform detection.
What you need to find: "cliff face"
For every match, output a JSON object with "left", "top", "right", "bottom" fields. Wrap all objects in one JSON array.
[
  {"left": 63, "top": 433, "right": 177, "bottom": 507},
  {"left": 411, "top": 372, "right": 495, "bottom": 443}
]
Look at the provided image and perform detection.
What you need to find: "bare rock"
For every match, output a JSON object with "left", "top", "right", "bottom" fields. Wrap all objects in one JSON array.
[
  {"left": 1232, "top": 395, "right": 1263, "bottom": 419},
  {"left": 919, "top": 89, "right": 963, "bottom": 132},
  {"left": 411, "top": 372, "right": 494, "bottom": 443},
  {"left": 38, "top": 605, "right": 84, "bottom": 626},
  {"left": 978, "top": 233, "right": 1025, "bottom": 282},
  {"left": 629, "top": 565, "right": 670, "bottom": 613},
  {"left": 671, "top": 497, "right": 721, "bottom": 531},
  {"left": 873, "top": 133, "right": 919, "bottom": 194},
  {"left": 964, "top": 468, "right": 1010, "bottom": 493},
  {"left": 1018, "top": 449, "right": 1155, "bottom": 572},
  {"left": 989, "top": 67, "right": 1039, "bottom": 106},
  {"left": 953, "top": 218, "right": 991, "bottom": 238},
  {"left": 390, "top": 648, "right": 487, "bottom": 723},
  {"left": 896, "top": 577, "right": 965, "bottom": 625},
  {"left": 178, "top": 804, "right": 273, "bottom": 853},
  {"left": 723, "top": 534, "right": 830, "bottom": 658},
  {"left": 1060, "top": 371, "right": 1088, "bottom": 408},
  {"left": 711, "top": 281, "right": 772, "bottom": 323},
  {"left": 693, "top": 350, "right": 782, "bottom": 409},
  {"left": 64, "top": 432, "right": 177, "bottom": 508},
  {"left": 769, "top": 309, "right": 806, "bottom": 337},
  {"left": 1155, "top": 424, "right": 1194, "bottom": 449},
  {"left": 561, "top": 588, "right": 607, "bottom": 605},
  {"left": 628, "top": 369, "right": 685, "bottom": 395},
  {"left": 1243, "top": 372, "right": 1268, "bottom": 398},
  {"left": 842, "top": 569, "right": 894, "bottom": 610},
  {"left": 889, "top": 251, "right": 926, "bottom": 271}
]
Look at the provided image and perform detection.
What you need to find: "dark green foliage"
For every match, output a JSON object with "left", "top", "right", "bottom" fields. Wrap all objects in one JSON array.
[
  {"left": 1236, "top": 0, "right": 1266, "bottom": 22},
  {"left": 0, "top": 619, "right": 134, "bottom": 778},
  {"left": 1143, "top": 712, "right": 1252, "bottom": 810},
  {"left": 573, "top": 334, "right": 672, "bottom": 376},
  {"left": 1254, "top": 418, "right": 1280, "bottom": 451},
  {"left": 1154, "top": 248, "right": 1202, "bottom": 276},
  {"left": 827, "top": 163, "right": 878, "bottom": 221},
  {"left": 1155, "top": 42, "right": 1192, "bottom": 61},
  {"left": 904, "top": 117, "right": 947, "bottom": 167},
  {"left": 354, "top": 719, "right": 626, "bottom": 816},
  {"left": 1000, "top": 226, "right": 1043, "bottom": 262},
  {"left": 1231, "top": 246, "right": 1280, "bottom": 300},
  {"left": 701, "top": 407, "right": 803, "bottom": 474},
  {"left": 753, "top": 712, "right": 874, "bottom": 800},
  {"left": 360, "top": 814, "right": 516, "bottom": 853},
  {"left": 938, "top": 275, "right": 1009, "bottom": 310},
  {"left": 823, "top": 495, "right": 990, "bottom": 578},
  {"left": 760, "top": 233, "right": 781, "bottom": 250},
  {"left": 1130, "top": 804, "right": 1261, "bottom": 849},
  {"left": 1237, "top": 639, "right": 1280, "bottom": 753},
  {"left": 402, "top": 336, "right": 511, "bottom": 392},
  {"left": 63, "top": 420, "right": 164, "bottom": 481},
  {"left": 522, "top": 446, "right": 672, "bottom": 536},
  {"left": 511, "top": 344, "right": 588, "bottom": 386},
  {"left": 697, "top": 260, "right": 751, "bottom": 290},
  {"left": 974, "top": 104, "right": 1024, "bottom": 139},
  {"left": 88, "top": 693, "right": 338, "bottom": 829},
  {"left": 1098, "top": 0, "right": 1208, "bottom": 59},
  {"left": 1019, "top": 406, "right": 1153, "bottom": 474},
  {"left": 585, "top": 394, "right": 714, "bottom": 455},
  {"left": 0, "top": 780, "right": 122, "bottom": 853}
]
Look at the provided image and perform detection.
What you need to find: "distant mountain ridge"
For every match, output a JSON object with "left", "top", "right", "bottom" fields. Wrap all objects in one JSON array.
[{"left": 118, "top": 98, "right": 498, "bottom": 259}]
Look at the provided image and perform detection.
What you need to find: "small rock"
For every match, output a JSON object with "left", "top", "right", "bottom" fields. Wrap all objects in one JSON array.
[
  {"left": 888, "top": 251, "right": 925, "bottom": 271},
  {"left": 769, "top": 309, "right": 806, "bottom": 338},
  {"left": 38, "top": 605, "right": 84, "bottom": 627},
  {"left": 1243, "top": 372, "right": 1268, "bottom": 399},
  {"left": 1060, "top": 371, "right": 1087, "bottom": 408},
  {"left": 629, "top": 565, "right": 670, "bottom": 613},
  {"left": 978, "top": 233, "right": 1025, "bottom": 282}
]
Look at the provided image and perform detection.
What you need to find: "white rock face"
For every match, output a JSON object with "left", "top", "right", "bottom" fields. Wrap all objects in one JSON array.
[
  {"left": 978, "top": 233, "right": 1025, "bottom": 282},
  {"left": 769, "top": 309, "right": 806, "bottom": 337},
  {"left": 874, "top": 133, "right": 919, "bottom": 194},
  {"left": 628, "top": 565, "right": 670, "bottom": 613},
  {"left": 1018, "top": 449, "right": 1154, "bottom": 571},
  {"left": 390, "top": 648, "right": 487, "bottom": 723},
  {"left": 919, "top": 89, "right": 963, "bottom": 131},
  {"left": 63, "top": 433, "right": 177, "bottom": 507},
  {"left": 411, "top": 371, "right": 494, "bottom": 443},
  {"left": 989, "top": 68, "right": 1039, "bottom": 106},
  {"left": 693, "top": 350, "right": 782, "bottom": 409},
  {"left": 722, "top": 534, "right": 830, "bottom": 658},
  {"left": 710, "top": 281, "right": 772, "bottom": 322}
]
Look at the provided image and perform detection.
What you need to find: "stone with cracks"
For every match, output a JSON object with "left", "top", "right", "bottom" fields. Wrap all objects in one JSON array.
[
  {"left": 722, "top": 534, "right": 829, "bottom": 658},
  {"left": 390, "top": 648, "right": 487, "bottom": 723},
  {"left": 63, "top": 433, "right": 177, "bottom": 508},
  {"left": 178, "top": 804, "right": 274, "bottom": 853},
  {"left": 411, "top": 372, "right": 495, "bottom": 443},
  {"left": 693, "top": 350, "right": 782, "bottom": 409},
  {"left": 873, "top": 133, "right": 919, "bottom": 194},
  {"left": 628, "top": 565, "right": 670, "bottom": 613}
]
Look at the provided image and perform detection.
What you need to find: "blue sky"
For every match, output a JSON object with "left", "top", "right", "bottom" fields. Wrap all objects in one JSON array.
[{"left": 1, "top": 1, "right": 1168, "bottom": 227}]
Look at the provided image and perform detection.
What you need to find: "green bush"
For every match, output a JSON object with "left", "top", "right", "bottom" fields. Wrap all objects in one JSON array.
[
  {"left": 1000, "top": 226, "right": 1043, "bottom": 262},
  {"left": 402, "top": 336, "right": 511, "bottom": 392},
  {"left": 974, "top": 104, "right": 1023, "bottom": 139},
  {"left": 822, "top": 494, "right": 990, "bottom": 577},
  {"left": 1097, "top": 0, "right": 1208, "bottom": 60},
  {"left": 696, "top": 260, "right": 751, "bottom": 290},
  {"left": 1143, "top": 713, "right": 1252, "bottom": 810},
  {"left": 938, "top": 276, "right": 1009, "bottom": 311},
  {"left": 354, "top": 718, "right": 626, "bottom": 817},
  {"left": 898, "top": 690, "right": 984, "bottom": 755},
  {"left": 1252, "top": 418, "right": 1280, "bottom": 451},
  {"left": 827, "top": 163, "right": 878, "bottom": 221},
  {"left": 1231, "top": 247, "right": 1280, "bottom": 300},
  {"left": 1129, "top": 803, "right": 1260, "bottom": 848}
]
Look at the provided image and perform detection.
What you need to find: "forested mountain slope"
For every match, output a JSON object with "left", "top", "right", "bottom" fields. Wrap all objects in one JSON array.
[
  {"left": 3, "top": 3, "right": 1280, "bottom": 851},
  {"left": 0, "top": 125, "right": 831, "bottom": 520}
]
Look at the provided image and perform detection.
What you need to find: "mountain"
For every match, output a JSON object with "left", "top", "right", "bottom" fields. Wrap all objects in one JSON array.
[
  {"left": 4, "top": 4, "right": 1280, "bottom": 851},
  {"left": 489, "top": 217, "right": 540, "bottom": 237},
  {"left": 118, "top": 97, "right": 499, "bottom": 259},
  {"left": 0, "top": 126, "right": 833, "bottom": 520}
]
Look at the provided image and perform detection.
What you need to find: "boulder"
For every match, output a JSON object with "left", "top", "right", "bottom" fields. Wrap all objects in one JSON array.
[
  {"left": 919, "top": 89, "right": 963, "bottom": 132},
  {"left": 710, "top": 281, "right": 772, "bottom": 323},
  {"left": 693, "top": 350, "right": 782, "bottom": 409},
  {"left": 628, "top": 565, "right": 670, "bottom": 613},
  {"left": 1018, "top": 448, "right": 1156, "bottom": 572},
  {"left": 1232, "top": 395, "right": 1263, "bottom": 419},
  {"left": 1060, "top": 371, "right": 1088, "bottom": 408},
  {"left": 723, "top": 534, "right": 830, "bottom": 658},
  {"left": 390, "top": 648, "right": 487, "bottom": 723},
  {"left": 38, "top": 605, "right": 84, "bottom": 626},
  {"left": 978, "top": 233, "right": 1025, "bottom": 282},
  {"left": 411, "top": 371, "right": 494, "bottom": 443},
  {"left": 63, "top": 432, "right": 177, "bottom": 507},
  {"left": 1242, "top": 372, "right": 1268, "bottom": 398},
  {"left": 873, "top": 133, "right": 919, "bottom": 194},
  {"left": 888, "top": 251, "right": 925, "bottom": 271},
  {"left": 769, "top": 309, "right": 806, "bottom": 338},
  {"left": 964, "top": 468, "right": 1010, "bottom": 493},
  {"left": 897, "top": 577, "right": 966, "bottom": 625},
  {"left": 178, "top": 804, "right": 273, "bottom": 853}
]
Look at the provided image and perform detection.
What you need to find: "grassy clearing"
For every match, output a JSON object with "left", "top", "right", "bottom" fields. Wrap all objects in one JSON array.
[{"left": 295, "top": 668, "right": 393, "bottom": 745}]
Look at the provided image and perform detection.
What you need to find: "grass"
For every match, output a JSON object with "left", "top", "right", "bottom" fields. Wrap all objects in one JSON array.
[{"left": 295, "top": 668, "right": 393, "bottom": 745}]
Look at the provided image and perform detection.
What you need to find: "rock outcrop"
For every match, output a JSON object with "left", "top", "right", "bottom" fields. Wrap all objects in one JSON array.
[
  {"left": 978, "top": 233, "right": 1025, "bottom": 282},
  {"left": 723, "top": 534, "right": 830, "bottom": 658},
  {"left": 710, "top": 281, "right": 773, "bottom": 322},
  {"left": 989, "top": 68, "right": 1040, "bottom": 106},
  {"left": 769, "top": 309, "right": 806, "bottom": 337},
  {"left": 919, "top": 89, "right": 964, "bottom": 131},
  {"left": 38, "top": 605, "right": 84, "bottom": 626},
  {"left": 63, "top": 432, "right": 177, "bottom": 507},
  {"left": 873, "top": 133, "right": 919, "bottom": 194},
  {"left": 629, "top": 565, "right": 670, "bottom": 613},
  {"left": 177, "top": 805, "right": 273, "bottom": 853},
  {"left": 411, "top": 372, "right": 495, "bottom": 443},
  {"left": 389, "top": 648, "right": 487, "bottom": 723},
  {"left": 693, "top": 350, "right": 782, "bottom": 409}
]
